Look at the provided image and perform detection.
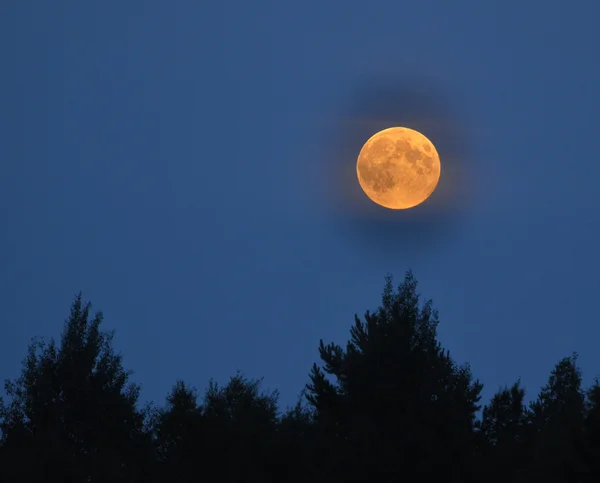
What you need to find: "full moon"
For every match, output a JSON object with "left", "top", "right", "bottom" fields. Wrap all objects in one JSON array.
[{"left": 356, "top": 127, "right": 441, "bottom": 210}]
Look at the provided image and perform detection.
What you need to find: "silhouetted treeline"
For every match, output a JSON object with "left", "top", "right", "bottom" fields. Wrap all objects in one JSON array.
[{"left": 1, "top": 271, "right": 599, "bottom": 481}]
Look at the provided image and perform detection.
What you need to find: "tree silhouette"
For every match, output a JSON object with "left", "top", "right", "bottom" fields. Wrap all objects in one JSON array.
[
  {"left": 202, "top": 373, "right": 279, "bottom": 481},
  {"left": 582, "top": 379, "right": 600, "bottom": 474},
  {"left": 272, "top": 390, "right": 317, "bottom": 482},
  {"left": 305, "top": 271, "right": 483, "bottom": 481},
  {"left": 1, "top": 273, "right": 600, "bottom": 482},
  {"left": 0, "top": 294, "right": 153, "bottom": 482},
  {"left": 478, "top": 380, "right": 531, "bottom": 480},
  {"left": 524, "top": 354, "right": 588, "bottom": 479},
  {"left": 151, "top": 380, "right": 203, "bottom": 482},
  {"left": 150, "top": 373, "right": 281, "bottom": 482}
]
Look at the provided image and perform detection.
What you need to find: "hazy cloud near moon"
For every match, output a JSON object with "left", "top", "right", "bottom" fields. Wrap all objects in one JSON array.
[{"left": 320, "top": 74, "right": 476, "bottom": 256}]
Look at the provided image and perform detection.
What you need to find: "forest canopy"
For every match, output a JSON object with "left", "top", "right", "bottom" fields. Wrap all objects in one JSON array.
[{"left": 1, "top": 271, "right": 599, "bottom": 482}]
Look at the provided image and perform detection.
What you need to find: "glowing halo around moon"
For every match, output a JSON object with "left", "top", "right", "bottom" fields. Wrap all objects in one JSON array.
[{"left": 356, "top": 127, "right": 441, "bottom": 210}]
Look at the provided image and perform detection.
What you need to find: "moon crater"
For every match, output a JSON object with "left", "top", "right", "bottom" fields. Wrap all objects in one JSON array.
[{"left": 356, "top": 127, "right": 441, "bottom": 210}]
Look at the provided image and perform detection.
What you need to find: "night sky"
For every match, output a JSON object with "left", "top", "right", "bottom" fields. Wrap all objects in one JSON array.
[{"left": 2, "top": 1, "right": 599, "bottom": 411}]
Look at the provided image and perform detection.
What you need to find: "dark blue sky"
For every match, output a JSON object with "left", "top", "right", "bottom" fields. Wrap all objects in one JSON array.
[{"left": 2, "top": 1, "right": 599, "bottom": 411}]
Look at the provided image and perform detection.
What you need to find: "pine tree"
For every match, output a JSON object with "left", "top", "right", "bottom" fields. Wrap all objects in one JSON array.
[
  {"left": 151, "top": 380, "right": 203, "bottom": 482},
  {"left": 305, "top": 271, "right": 483, "bottom": 481},
  {"left": 525, "top": 354, "right": 587, "bottom": 480},
  {"left": 0, "top": 294, "right": 153, "bottom": 482},
  {"left": 202, "top": 373, "right": 279, "bottom": 482},
  {"left": 479, "top": 380, "right": 531, "bottom": 480}
]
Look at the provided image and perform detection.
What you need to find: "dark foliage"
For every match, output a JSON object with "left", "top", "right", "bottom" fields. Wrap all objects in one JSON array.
[
  {"left": 0, "top": 294, "right": 154, "bottom": 482},
  {"left": 1, "top": 273, "right": 599, "bottom": 482}
]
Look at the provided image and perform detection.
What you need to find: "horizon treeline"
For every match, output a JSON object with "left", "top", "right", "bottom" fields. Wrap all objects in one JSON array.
[{"left": 1, "top": 271, "right": 599, "bottom": 482}]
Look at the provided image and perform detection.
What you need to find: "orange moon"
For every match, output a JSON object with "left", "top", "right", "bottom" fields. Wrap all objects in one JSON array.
[{"left": 356, "top": 127, "right": 441, "bottom": 210}]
